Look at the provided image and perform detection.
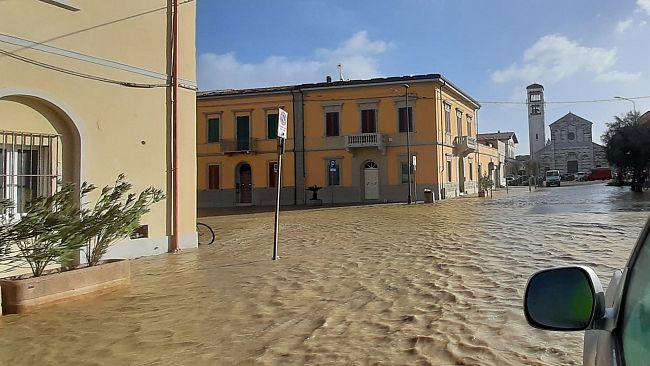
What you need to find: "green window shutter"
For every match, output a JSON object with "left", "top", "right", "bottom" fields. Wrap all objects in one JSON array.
[
  {"left": 207, "top": 118, "right": 220, "bottom": 143},
  {"left": 267, "top": 114, "right": 278, "bottom": 139}
]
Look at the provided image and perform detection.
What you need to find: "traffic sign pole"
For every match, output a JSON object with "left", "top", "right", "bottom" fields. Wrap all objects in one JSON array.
[{"left": 273, "top": 108, "right": 288, "bottom": 260}]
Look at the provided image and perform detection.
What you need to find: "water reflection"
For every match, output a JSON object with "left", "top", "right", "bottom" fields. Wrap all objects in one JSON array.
[{"left": 1, "top": 183, "right": 649, "bottom": 365}]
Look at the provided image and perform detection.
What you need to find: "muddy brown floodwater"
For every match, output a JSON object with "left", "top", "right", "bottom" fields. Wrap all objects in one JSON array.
[{"left": 2, "top": 183, "right": 650, "bottom": 365}]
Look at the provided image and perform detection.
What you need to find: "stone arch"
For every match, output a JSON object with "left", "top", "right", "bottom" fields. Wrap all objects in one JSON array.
[{"left": 0, "top": 90, "right": 83, "bottom": 190}]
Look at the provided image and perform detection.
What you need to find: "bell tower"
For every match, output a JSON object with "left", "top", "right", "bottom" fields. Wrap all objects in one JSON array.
[{"left": 527, "top": 83, "right": 546, "bottom": 160}]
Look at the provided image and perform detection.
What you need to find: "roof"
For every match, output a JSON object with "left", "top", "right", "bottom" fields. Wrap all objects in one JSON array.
[
  {"left": 197, "top": 85, "right": 295, "bottom": 98},
  {"left": 549, "top": 112, "right": 593, "bottom": 127},
  {"left": 477, "top": 132, "right": 518, "bottom": 144},
  {"left": 526, "top": 83, "right": 544, "bottom": 90},
  {"left": 640, "top": 111, "right": 650, "bottom": 125},
  {"left": 197, "top": 74, "right": 480, "bottom": 108}
]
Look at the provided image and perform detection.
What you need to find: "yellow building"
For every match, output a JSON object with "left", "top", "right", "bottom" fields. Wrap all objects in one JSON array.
[
  {"left": 1, "top": 0, "right": 197, "bottom": 274},
  {"left": 197, "top": 74, "right": 489, "bottom": 206}
]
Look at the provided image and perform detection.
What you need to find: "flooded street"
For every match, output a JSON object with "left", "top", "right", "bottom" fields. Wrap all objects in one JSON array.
[{"left": 2, "top": 183, "right": 650, "bottom": 365}]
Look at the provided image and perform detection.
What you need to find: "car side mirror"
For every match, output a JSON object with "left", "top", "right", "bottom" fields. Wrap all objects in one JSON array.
[{"left": 524, "top": 266, "right": 606, "bottom": 331}]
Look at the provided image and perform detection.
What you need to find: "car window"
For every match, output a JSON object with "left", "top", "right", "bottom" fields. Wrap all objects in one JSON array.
[{"left": 620, "top": 229, "right": 650, "bottom": 365}]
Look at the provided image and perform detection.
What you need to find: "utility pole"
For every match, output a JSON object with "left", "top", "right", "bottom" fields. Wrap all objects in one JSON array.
[{"left": 404, "top": 83, "right": 412, "bottom": 204}]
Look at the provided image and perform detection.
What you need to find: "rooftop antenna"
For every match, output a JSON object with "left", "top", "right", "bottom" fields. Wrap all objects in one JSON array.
[{"left": 337, "top": 64, "right": 344, "bottom": 81}]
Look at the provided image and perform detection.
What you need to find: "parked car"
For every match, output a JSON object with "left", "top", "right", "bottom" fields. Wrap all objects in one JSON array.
[
  {"left": 576, "top": 172, "right": 587, "bottom": 181},
  {"left": 588, "top": 168, "right": 613, "bottom": 181},
  {"left": 561, "top": 173, "right": 575, "bottom": 181},
  {"left": 523, "top": 214, "right": 650, "bottom": 365},
  {"left": 545, "top": 169, "right": 561, "bottom": 187}
]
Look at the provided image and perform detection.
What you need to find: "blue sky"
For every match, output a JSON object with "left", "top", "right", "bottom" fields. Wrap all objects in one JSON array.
[{"left": 196, "top": 0, "right": 650, "bottom": 155}]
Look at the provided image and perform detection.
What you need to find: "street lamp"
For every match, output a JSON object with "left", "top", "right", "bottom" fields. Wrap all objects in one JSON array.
[
  {"left": 403, "top": 83, "right": 412, "bottom": 204},
  {"left": 614, "top": 96, "right": 637, "bottom": 113}
]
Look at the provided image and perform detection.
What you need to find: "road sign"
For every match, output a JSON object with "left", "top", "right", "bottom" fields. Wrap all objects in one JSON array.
[
  {"left": 412, "top": 155, "right": 417, "bottom": 168},
  {"left": 329, "top": 159, "right": 337, "bottom": 172},
  {"left": 277, "top": 108, "right": 288, "bottom": 139}
]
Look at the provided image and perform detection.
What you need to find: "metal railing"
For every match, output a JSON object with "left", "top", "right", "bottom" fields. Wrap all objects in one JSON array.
[
  {"left": 219, "top": 138, "right": 256, "bottom": 153},
  {"left": 1, "top": 130, "right": 60, "bottom": 213},
  {"left": 345, "top": 133, "right": 384, "bottom": 148},
  {"left": 453, "top": 135, "right": 477, "bottom": 156}
]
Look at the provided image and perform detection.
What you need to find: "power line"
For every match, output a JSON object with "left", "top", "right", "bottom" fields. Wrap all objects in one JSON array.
[
  {"left": 0, "top": 1, "right": 197, "bottom": 89},
  {"left": 0, "top": 48, "right": 168, "bottom": 89}
]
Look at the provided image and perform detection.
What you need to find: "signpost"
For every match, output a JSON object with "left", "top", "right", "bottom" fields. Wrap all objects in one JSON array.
[
  {"left": 412, "top": 155, "right": 417, "bottom": 203},
  {"left": 273, "top": 108, "right": 288, "bottom": 260}
]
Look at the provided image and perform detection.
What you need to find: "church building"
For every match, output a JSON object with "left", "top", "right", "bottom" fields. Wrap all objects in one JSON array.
[{"left": 527, "top": 84, "right": 608, "bottom": 175}]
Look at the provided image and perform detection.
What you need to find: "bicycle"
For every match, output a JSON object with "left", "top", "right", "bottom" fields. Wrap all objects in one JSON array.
[{"left": 196, "top": 222, "right": 215, "bottom": 245}]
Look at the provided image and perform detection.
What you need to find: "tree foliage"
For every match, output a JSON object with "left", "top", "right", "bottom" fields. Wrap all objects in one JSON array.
[
  {"left": 0, "top": 175, "right": 164, "bottom": 277},
  {"left": 80, "top": 174, "right": 164, "bottom": 266},
  {"left": 604, "top": 113, "right": 650, "bottom": 192}
]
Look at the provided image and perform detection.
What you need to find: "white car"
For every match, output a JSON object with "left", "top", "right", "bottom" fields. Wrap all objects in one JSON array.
[{"left": 524, "top": 214, "right": 650, "bottom": 365}]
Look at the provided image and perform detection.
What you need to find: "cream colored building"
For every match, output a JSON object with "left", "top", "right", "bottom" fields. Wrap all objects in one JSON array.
[{"left": 1, "top": 0, "right": 197, "bottom": 276}]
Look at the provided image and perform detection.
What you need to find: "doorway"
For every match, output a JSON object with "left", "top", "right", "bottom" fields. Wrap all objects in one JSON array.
[
  {"left": 363, "top": 161, "right": 379, "bottom": 200},
  {"left": 567, "top": 160, "right": 578, "bottom": 174},
  {"left": 458, "top": 158, "right": 465, "bottom": 193},
  {"left": 237, "top": 163, "right": 252, "bottom": 204},
  {"left": 236, "top": 116, "right": 250, "bottom": 151}
]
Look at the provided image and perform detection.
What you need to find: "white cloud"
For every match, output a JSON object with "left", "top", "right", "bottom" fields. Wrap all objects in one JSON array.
[
  {"left": 595, "top": 71, "right": 642, "bottom": 82},
  {"left": 197, "top": 31, "right": 389, "bottom": 90},
  {"left": 638, "top": 0, "right": 650, "bottom": 16},
  {"left": 491, "top": 34, "right": 639, "bottom": 84},
  {"left": 616, "top": 18, "right": 634, "bottom": 33}
]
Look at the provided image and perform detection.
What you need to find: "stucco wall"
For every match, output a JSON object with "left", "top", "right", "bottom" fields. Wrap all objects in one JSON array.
[{"left": 0, "top": 0, "right": 198, "bottom": 271}]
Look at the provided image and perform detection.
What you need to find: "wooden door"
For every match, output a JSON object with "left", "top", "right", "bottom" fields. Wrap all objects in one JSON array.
[
  {"left": 239, "top": 164, "right": 252, "bottom": 203},
  {"left": 364, "top": 163, "right": 379, "bottom": 200}
]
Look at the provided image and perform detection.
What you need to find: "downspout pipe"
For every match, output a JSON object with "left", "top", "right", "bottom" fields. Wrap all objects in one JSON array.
[{"left": 171, "top": 0, "right": 179, "bottom": 252}]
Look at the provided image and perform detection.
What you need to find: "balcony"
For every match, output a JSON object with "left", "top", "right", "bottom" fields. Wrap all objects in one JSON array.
[
  {"left": 453, "top": 136, "right": 477, "bottom": 157},
  {"left": 219, "top": 138, "right": 256, "bottom": 154},
  {"left": 345, "top": 133, "right": 385, "bottom": 153}
]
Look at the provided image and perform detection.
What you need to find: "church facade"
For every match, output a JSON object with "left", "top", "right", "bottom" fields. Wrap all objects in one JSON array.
[
  {"left": 535, "top": 113, "right": 608, "bottom": 174},
  {"left": 526, "top": 84, "right": 608, "bottom": 175}
]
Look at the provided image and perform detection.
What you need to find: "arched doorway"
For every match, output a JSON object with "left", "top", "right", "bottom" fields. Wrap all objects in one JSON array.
[
  {"left": 363, "top": 161, "right": 379, "bottom": 200},
  {"left": 0, "top": 93, "right": 81, "bottom": 212},
  {"left": 236, "top": 163, "right": 252, "bottom": 204}
]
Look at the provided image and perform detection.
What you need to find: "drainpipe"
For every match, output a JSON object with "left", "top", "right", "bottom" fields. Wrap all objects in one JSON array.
[{"left": 171, "top": 0, "right": 180, "bottom": 252}]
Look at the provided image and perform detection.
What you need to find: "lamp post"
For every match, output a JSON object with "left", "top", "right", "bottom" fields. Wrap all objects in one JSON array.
[
  {"left": 614, "top": 96, "right": 637, "bottom": 113},
  {"left": 403, "top": 83, "right": 412, "bottom": 204}
]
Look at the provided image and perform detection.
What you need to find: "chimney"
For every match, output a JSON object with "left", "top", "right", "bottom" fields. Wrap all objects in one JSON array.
[{"left": 326, "top": 75, "right": 332, "bottom": 83}]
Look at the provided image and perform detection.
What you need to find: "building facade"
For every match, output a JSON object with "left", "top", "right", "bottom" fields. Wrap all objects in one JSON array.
[
  {"left": 197, "top": 74, "right": 495, "bottom": 207},
  {"left": 1, "top": 0, "right": 198, "bottom": 276},
  {"left": 477, "top": 132, "right": 518, "bottom": 187},
  {"left": 536, "top": 113, "right": 608, "bottom": 174}
]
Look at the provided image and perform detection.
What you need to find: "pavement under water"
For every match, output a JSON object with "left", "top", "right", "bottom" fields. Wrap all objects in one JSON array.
[{"left": 1, "top": 183, "right": 649, "bottom": 365}]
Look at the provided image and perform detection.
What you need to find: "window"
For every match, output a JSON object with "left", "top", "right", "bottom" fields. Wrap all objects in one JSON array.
[
  {"left": 536, "top": 133, "right": 538, "bottom": 140},
  {"left": 267, "top": 113, "right": 278, "bottom": 139},
  {"left": 1, "top": 131, "right": 59, "bottom": 214},
  {"left": 444, "top": 104, "right": 452, "bottom": 134},
  {"left": 469, "top": 162, "right": 473, "bottom": 180},
  {"left": 207, "top": 117, "right": 220, "bottom": 143},
  {"left": 328, "top": 161, "right": 340, "bottom": 186},
  {"left": 208, "top": 165, "right": 220, "bottom": 190},
  {"left": 466, "top": 115, "right": 472, "bottom": 136},
  {"left": 398, "top": 107, "right": 413, "bottom": 133},
  {"left": 529, "top": 93, "right": 541, "bottom": 102},
  {"left": 361, "top": 109, "right": 376, "bottom": 133},
  {"left": 447, "top": 160, "right": 452, "bottom": 182},
  {"left": 456, "top": 109, "right": 463, "bottom": 136},
  {"left": 620, "top": 231, "right": 650, "bottom": 364},
  {"left": 531, "top": 105, "right": 541, "bottom": 115},
  {"left": 268, "top": 161, "right": 278, "bottom": 187},
  {"left": 325, "top": 112, "right": 339, "bottom": 137},
  {"left": 400, "top": 162, "right": 412, "bottom": 183},
  {"left": 568, "top": 132, "right": 575, "bottom": 140}
]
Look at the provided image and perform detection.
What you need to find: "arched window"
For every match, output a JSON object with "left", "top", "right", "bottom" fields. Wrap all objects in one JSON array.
[{"left": 364, "top": 161, "right": 378, "bottom": 169}]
